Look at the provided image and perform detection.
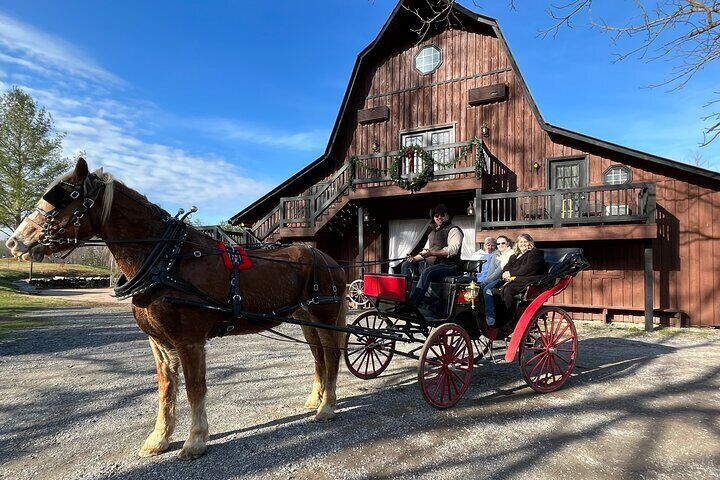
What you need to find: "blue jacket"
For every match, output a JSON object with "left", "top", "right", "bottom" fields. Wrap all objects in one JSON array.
[{"left": 476, "top": 250, "right": 498, "bottom": 284}]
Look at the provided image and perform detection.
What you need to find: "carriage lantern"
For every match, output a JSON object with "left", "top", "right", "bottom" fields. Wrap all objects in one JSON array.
[{"left": 463, "top": 280, "right": 480, "bottom": 309}]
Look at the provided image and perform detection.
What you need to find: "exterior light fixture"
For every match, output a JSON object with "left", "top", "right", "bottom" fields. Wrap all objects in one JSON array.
[
  {"left": 532, "top": 160, "right": 540, "bottom": 172},
  {"left": 363, "top": 211, "right": 370, "bottom": 222},
  {"left": 372, "top": 140, "right": 380, "bottom": 152},
  {"left": 481, "top": 122, "right": 490, "bottom": 137},
  {"left": 467, "top": 201, "right": 475, "bottom": 216}
]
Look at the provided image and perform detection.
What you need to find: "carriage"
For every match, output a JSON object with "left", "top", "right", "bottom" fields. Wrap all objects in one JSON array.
[{"left": 343, "top": 248, "right": 590, "bottom": 408}]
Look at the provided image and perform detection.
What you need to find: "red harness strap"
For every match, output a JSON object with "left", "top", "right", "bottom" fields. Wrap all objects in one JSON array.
[{"left": 217, "top": 241, "right": 253, "bottom": 270}]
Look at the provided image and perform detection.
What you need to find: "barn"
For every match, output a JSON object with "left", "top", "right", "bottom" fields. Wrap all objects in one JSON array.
[{"left": 230, "top": 0, "right": 720, "bottom": 329}]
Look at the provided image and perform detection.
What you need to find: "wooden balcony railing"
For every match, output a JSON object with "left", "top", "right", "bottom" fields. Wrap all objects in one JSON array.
[
  {"left": 352, "top": 140, "right": 483, "bottom": 183},
  {"left": 479, "top": 182, "right": 656, "bottom": 229}
]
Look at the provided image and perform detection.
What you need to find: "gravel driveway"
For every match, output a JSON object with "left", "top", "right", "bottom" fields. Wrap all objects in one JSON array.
[{"left": 1, "top": 304, "right": 719, "bottom": 480}]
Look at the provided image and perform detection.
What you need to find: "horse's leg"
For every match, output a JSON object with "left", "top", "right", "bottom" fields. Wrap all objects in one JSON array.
[
  {"left": 314, "top": 327, "right": 342, "bottom": 421},
  {"left": 300, "top": 324, "right": 325, "bottom": 409},
  {"left": 139, "top": 337, "right": 180, "bottom": 457},
  {"left": 314, "top": 301, "right": 347, "bottom": 421},
  {"left": 176, "top": 343, "right": 209, "bottom": 460}
]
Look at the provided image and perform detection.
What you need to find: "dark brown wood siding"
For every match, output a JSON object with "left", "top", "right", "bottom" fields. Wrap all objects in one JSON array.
[{"left": 276, "top": 23, "right": 720, "bottom": 327}]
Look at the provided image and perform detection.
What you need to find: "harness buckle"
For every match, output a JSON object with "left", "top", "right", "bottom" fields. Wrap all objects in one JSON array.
[
  {"left": 233, "top": 294, "right": 242, "bottom": 302},
  {"left": 70, "top": 190, "right": 80, "bottom": 199},
  {"left": 82, "top": 198, "right": 95, "bottom": 209},
  {"left": 313, "top": 284, "right": 319, "bottom": 292}
]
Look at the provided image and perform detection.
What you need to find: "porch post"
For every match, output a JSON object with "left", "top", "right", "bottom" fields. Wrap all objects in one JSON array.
[
  {"left": 357, "top": 205, "right": 365, "bottom": 277},
  {"left": 474, "top": 188, "right": 482, "bottom": 245},
  {"left": 644, "top": 240, "right": 654, "bottom": 331}
]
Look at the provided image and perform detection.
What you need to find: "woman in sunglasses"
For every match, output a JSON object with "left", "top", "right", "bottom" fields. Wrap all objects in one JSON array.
[{"left": 481, "top": 235, "right": 513, "bottom": 326}]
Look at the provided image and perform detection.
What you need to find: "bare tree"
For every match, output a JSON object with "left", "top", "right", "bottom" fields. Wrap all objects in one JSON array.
[{"left": 541, "top": 0, "right": 720, "bottom": 144}]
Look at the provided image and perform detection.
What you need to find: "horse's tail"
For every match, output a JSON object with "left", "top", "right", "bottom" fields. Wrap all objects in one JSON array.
[{"left": 335, "top": 289, "right": 348, "bottom": 349}]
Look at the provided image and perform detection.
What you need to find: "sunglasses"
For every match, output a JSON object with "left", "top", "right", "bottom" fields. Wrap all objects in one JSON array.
[{"left": 497, "top": 241, "right": 507, "bottom": 245}]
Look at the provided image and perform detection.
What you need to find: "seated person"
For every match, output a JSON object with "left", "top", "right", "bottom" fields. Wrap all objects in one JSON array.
[
  {"left": 498, "top": 233, "right": 547, "bottom": 318},
  {"left": 474, "top": 236, "right": 498, "bottom": 284},
  {"left": 401, "top": 203, "right": 464, "bottom": 307},
  {"left": 482, "top": 235, "right": 513, "bottom": 326}
]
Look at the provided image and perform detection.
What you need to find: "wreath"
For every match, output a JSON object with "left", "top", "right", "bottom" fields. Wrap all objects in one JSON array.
[
  {"left": 348, "top": 137, "right": 487, "bottom": 192},
  {"left": 390, "top": 146, "right": 435, "bottom": 192}
]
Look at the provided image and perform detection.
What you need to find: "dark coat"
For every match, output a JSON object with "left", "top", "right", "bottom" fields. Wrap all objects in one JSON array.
[
  {"left": 500, "top": 248, "right": 548, "bottom": 312},
  {"left": 502, "top": 248, "right": 547, "bottom": 286}
]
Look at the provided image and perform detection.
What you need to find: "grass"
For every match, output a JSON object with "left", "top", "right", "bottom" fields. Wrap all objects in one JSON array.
[{"left": 0, "top": 260, "right": 110, "bottom": 337}]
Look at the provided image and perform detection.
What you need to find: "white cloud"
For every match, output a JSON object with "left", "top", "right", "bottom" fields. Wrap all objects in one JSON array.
[
  {"left": 0, "top": 11, "right": 121, "bottom": 85},
  {"left": 0, "top": 10, "right": 279, "bottom": 222},
  {"left": 189, "top": 117, "right": 328, "bottom": 152}
]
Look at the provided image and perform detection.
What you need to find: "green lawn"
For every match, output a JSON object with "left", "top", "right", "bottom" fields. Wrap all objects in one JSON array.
[{"left": 0, "top": 260, "right": 110, "bottom": 337}]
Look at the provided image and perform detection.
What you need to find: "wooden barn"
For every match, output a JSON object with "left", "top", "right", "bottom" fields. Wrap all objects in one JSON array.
[{"left": 230, "top": 0, "right": 720, "bottom": 329}]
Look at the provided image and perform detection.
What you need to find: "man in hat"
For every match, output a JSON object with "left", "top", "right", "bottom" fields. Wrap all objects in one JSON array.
[{"left": 401, "top": 203, "right": 464, "bottom": 307}]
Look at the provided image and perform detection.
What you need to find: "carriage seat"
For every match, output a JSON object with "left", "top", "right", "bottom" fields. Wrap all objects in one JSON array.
[
  {"left": 518, "top": 248, "right": 589, "bottom": 301},
  {"left": 439, "top": 259, "right": 484, "bottom": 284}
]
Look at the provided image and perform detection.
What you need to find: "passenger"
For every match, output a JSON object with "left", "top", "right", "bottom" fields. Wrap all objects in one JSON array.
[
  {"left": 474, "top": 237, "right": 498, "bottom": 284},
  {"left": 401, "top": 203, "right": 464, "bottom": 307},
  {"left": 499, "top": 233, "right": 547, "bottom": 317},
  {"left": 481, "top": 235, "right": 513, "bottom": 326}
]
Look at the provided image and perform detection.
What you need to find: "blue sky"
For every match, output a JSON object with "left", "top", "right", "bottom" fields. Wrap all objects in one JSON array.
[{"left": 0, "top": 0, "right": 717, "bottom": 224}]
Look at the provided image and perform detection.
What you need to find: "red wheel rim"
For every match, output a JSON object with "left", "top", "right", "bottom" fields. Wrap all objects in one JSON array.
[
  {"left": 418, "top": 323, "right": 474, "bottom": 409},
  {"left": 519, "top": 307, "right": 577, "bottom": 393},
  {"left": 344, "top": 312, "right": 395, "bottom": 379}
]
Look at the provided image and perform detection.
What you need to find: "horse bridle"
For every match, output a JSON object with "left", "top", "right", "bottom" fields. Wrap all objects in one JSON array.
[{"left": 34, "top": 173, "right": 104, "bottom": 257}]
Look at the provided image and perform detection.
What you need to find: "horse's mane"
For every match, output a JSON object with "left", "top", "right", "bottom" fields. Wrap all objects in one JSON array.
[{"left": 49, "top": 167, "right": 168, "bottom": 226}]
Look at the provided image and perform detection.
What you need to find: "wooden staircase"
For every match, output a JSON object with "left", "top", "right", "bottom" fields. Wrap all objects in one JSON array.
[{"left": 250, "top": 163, "right": 352, "bottom": 241}]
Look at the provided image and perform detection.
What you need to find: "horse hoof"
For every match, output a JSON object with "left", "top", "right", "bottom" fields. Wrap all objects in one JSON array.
[
  {"left": 178, "top": 441, "right": 207, "bottom": 461},
  {"left": 314, "top": 405, "right": 335, "bottom": 422},
  {"left": 304, "top": 397, "right": 322, "bottom": 410},
  {"left": 138, "top": 436, "right": 170, "bottom": 457}
]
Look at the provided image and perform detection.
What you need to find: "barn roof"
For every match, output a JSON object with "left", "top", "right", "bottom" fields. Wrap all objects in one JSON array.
[{"left": 230, "top": 0, "right": 719, "bottom": 225}]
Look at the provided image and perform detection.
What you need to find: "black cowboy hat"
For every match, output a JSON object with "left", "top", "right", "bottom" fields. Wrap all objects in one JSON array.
[{"left": 429, "top": 203, "right": 454, "bottom": 220}]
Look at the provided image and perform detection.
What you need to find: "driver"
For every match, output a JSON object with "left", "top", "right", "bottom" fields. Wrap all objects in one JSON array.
[{"left": 401, "top": 204, "right": 464, "bottom": 307}]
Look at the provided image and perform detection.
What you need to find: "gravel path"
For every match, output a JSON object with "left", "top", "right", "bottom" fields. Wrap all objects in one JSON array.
[{"left": 1, "top": 305, "right": 719, "bottom": 480}]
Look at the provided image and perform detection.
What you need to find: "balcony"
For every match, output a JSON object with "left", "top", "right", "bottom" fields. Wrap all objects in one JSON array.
[{"left": 477, "top": 182, "right": 657, "bottom": 241}]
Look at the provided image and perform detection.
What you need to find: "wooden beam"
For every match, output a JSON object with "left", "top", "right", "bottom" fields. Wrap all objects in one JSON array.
[
  {"left": 476, "top": 224, "right": 658, "bottom": 243},
  {"left": 468, "top": 83, "right": 508, "bottom": 106},
  {"left": 644, "top": 242, "right": 654, "bottom": 331},
  {"left": 351, "top": 177, "right": 481, "bottom": 199},
  {"left": 474, "top": 188, "right": 482, "bottom": 248},
  {"left": 357, "top": 206, "right": 365, "bottom": 275},
  {"left": 357, "top": 106, "right": 390, "bottom": 124}
]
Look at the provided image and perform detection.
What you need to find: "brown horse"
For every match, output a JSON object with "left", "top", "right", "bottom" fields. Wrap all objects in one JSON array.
[{"left": 5, "top": 158, "right": 347, "bottom": 460}]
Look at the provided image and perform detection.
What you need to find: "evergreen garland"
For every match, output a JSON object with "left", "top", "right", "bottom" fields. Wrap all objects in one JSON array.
[{"left": 347, "top": 137, "right": 487, "bottom": 192}]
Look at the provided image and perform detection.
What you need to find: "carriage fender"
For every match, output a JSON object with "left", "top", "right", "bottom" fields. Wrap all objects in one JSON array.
[{"left": 504, "top": 276, "right": 573, "bottom": 363}]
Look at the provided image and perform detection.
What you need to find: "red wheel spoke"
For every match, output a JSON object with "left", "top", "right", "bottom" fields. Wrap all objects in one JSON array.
[{"left": 552, "top": 322, "right": 570, "bottom": 345}]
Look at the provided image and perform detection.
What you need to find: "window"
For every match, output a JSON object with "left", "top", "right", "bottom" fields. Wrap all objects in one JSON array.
[
  {"left": 604, "top": 166, "right": 631, "bottom": 185},
  {"left": 400, "top": 126, "right": 455, "bottom": 174},
  {"left": 414, "top": 45, "right": 441, "bottom": 74}
]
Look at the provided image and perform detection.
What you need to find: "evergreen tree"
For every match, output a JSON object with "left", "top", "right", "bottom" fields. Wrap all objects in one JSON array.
[{"left": 0, "top": 87, "right": 69, "bottom": 230}]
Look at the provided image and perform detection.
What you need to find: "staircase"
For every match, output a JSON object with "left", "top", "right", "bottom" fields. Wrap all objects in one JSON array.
[{"left": 251, "top": 163, "right": 351, "bottom": 241}]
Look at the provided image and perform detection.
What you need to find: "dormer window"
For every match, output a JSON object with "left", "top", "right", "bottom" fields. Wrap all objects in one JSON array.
[{"left": 415, "top": 45, "right": 441, "bottom": 74}]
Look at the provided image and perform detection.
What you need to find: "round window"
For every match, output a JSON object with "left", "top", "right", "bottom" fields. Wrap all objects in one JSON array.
[
  {"left": 604, "top": 166, "right": 631, "bottom": 185},
  {"left": 414, "top": 45, "right": 442, "bottom": 74}
]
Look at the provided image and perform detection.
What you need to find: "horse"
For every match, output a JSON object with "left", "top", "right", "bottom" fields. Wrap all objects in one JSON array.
[{"left": 5, "top": 158, "right": 348, "bottom": 460}]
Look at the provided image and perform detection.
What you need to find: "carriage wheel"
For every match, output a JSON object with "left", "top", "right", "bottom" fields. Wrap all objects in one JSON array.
[
  {"left": 348, "top": 279, "right": 369, "bottom": 307},
  {"left": 418, "top": 323, "right": 474, "bottom": 409},
  {"left": 519, "top": 307, "right": 578, "bottom": 393},
  {"left": 344, "top": 311, "right": 395, "bottom": 379},
  {"left": 472, "top": 337, "right": 493, "bottom": 363}
]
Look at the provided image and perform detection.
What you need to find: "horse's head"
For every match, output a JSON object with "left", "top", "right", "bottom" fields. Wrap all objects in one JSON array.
[{"left": 6, "top": 158, "right": 111, "bottom": 262}]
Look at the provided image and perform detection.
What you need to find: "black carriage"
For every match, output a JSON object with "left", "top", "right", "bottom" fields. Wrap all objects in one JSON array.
[{"left": 343, "top": 248, "right": 590, "bottom": 408}]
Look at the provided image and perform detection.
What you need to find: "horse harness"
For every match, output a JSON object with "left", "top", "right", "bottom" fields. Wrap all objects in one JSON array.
[{"left": 34, "top": 174, "right": 343, "bottom": 338}]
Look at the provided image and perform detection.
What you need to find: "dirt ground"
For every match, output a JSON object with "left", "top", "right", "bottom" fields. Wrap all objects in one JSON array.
[{"left": 0, "top": 303, "right": 718, "bottom": 480}]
